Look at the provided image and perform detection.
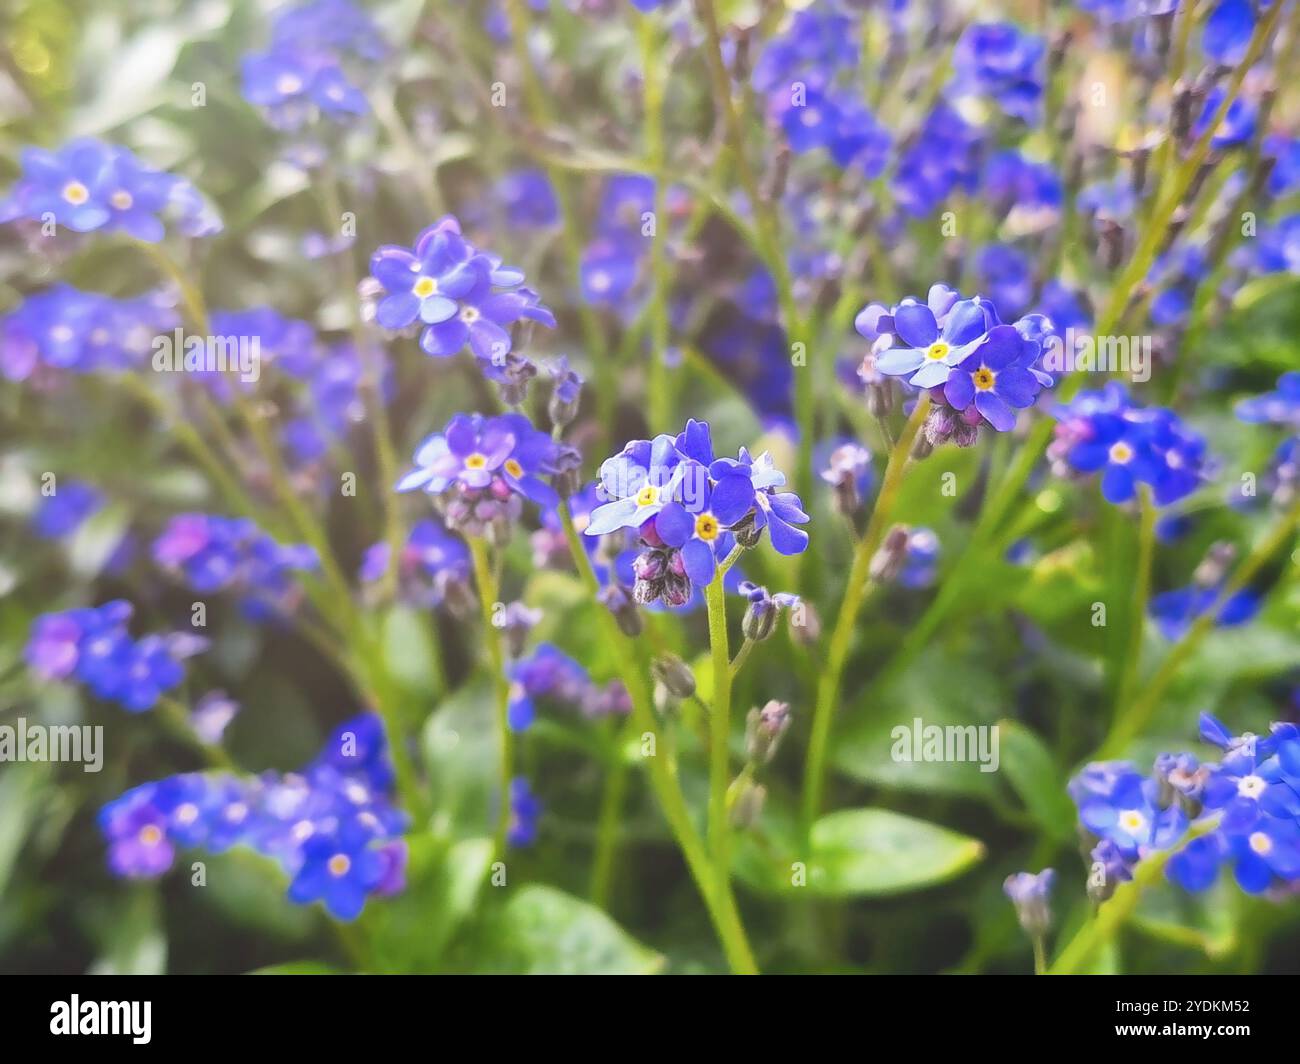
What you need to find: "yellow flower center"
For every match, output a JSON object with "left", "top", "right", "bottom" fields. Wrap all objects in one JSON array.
[
  {"left": 1249, "top": 831, "right": 1272, "bottom": 856},
  {"left": 413, "top": 276, "right": 437, "bottom": 298},
  {"left": 1118, "top": 810, "right": 1146, "bottom": 834},
  {"left": 694, "top": 513, "right": 720, "bottom": 541},
  {"left": 464, "top": 452, "right": 488, "bottom": 470},
  {"left": 925, "top": 341, "right": 950, "bottom": 361},
  {"left": 62, "top": 181, "right": 89, "bottom": 205},
  {"left": 110, "top": 189, "right": 133, "bottom": 211},
  {"left": 138, "top": 824, "right": 163, "bottom": 846},
  {"left": 175, "top": 803, "right": 199, "bottom": 825},
  {"left": 635, "top": 484, "right": 659, "bottom": 507},
  {"left": 328, "top": 853, "right": 352, "bottom": 877},
  {"left": 459, "top": 306, "right": 481, "bottom": 324},
  {"left": 503, "top": 458, "right": 523, "bottom": 478},
  {"left": 973, "top": 368, "right": 996, "bottom": 391},
  {"left": 276, "top": 73, "right": 303, "bottom": 95},
  {"left": 1108, "top": 441, "right": 1134, "bottom": 465}
]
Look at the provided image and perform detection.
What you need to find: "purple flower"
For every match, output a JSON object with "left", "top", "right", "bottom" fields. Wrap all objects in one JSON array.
[
  {"left": 0, "top": 139, "right": 219, "bottom": 241},
  {"left": 653, "top": 467, "right": 756, "bottom": 586},
  {"left": 875, "top": 296, "right": 994, "bottom": 390},
  {"left": 943, "top": 325, "right": 1043, "bottom": 432}
]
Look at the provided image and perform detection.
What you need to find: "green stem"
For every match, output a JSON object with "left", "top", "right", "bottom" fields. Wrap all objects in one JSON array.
[
  {"left": 705, "top": 573, "right": 733, "bottom": 879},
  {"left": 801, "top": 394, "right": 929, "bottom": 840},
  {"left": 728, "top": 637, "right": 755, "bottom": 681},
  {"left": 590, "top": 720, "right": 634, "bottom": 908},
  {"left": 693, "top": 0, "right": 808, "bottom": 498},
  {"left": 469, "top": 537, "right": 513, "bottom": 858},
  {"left": 1100, "top": 495, "right": 1300, "bottom": 758},
  {"left": 638, "top": 12, "right": 673, "bottom": 433},
  {"left": 503, "top": 0, "right": 611, "bottom": 448},
  {"left": 1113, "top": 489, "right": 1157, "bottom": 721},
  {"left": 315, "top": 170, "right": 405, "bottom": 604},
  {"left": 558, "top": 502, "right": 758, "bottom": 973}
]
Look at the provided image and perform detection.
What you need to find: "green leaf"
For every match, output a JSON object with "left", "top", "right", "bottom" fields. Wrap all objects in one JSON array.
[
  {"left": 468, "top": 885, "right": 664, "bottom": 974},
  {"left": 735, "top": 807, "right": 983, "bottom": 898},
  {"left": 381, "top": 604, "right": 440, "bottom": 695},
  {"left": 997, "top": 720, "right": 1077, "bottom": 842},
  {"left": 365, "top": 836, "right": 492, "bottom": 973},
  {"left": 831, "top": 648, "right": 1003, "bottom": 800}
]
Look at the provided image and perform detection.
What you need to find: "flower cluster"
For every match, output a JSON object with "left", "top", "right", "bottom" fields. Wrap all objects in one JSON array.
[
  {"left": 0, "top": 139, "right": 220, "bottom": 241},
  {"left": 98, "top": 714, "right": 407, "bottom": 920},
  {"left": 240, "top": 0, "right": 387, "bottom": 131},
  {"left": 585, "top": 420, "right": 808, "bottom": 605},
  {"left": 951, "top": 23, "right": 1046, "bottom": 124},
  {"left": 366, "top": 215, "right": 554, "bottom": 371},
  {"left": 0, "top": 285, "right": 176, "bottom": 381},
  {"left": 152, "top": 515, "right": 319, "bottom": 621},
  {"left": 507, "top": 643, "right": 630, "bottom": 733},
  {"left": 25, "top": 601, "right": 201, "bottom": 713},
  {"left": 1073, "top": 714, "right": 1300, "bottom": 899},
  {"left": 359, "top": 519, "right": 471, "bottom": 610},
  {"left": 395, "top": 411, "right": 562, "bottom": 537},
  {"left": 861, "top": 285, "right": 1052, "bottom": 436},
  {"left": 1049, "top": 383, "right": 1210, "bottom": 505}
]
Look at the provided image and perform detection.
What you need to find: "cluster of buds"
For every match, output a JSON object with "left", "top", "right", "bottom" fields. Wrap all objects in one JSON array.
[
  {"left": 919, "top": 402, "right": 982, "bottom": 454},
  {"left": 439, "top": 480, "right": 523, "bottom": 542},
  {"left": 631, "top": 545, "right": 691, "bottom": 607}
]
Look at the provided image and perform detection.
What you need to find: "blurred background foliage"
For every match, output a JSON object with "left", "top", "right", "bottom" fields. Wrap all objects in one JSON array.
[{"left": 0, "top": 0, "right": 1299, "bottom": 974}]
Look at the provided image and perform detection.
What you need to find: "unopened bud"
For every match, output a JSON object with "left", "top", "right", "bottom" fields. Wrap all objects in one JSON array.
[
  {"left": 651, "top": 653, "right": 696, "bottom": 699},
  {"left": 869, "top": 524, "right": 911, "bottom": 584},
  {"left": 730, "top": 780, "right": 767, "bottom": 829},
  {"left": 600, "top": 583, "right": 643, "bottom": 637},
  {"left": 745, "top": 700, "right": 792, "bottom": 764}
]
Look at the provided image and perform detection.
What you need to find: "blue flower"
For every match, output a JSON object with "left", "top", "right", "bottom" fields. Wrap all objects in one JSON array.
[
  {"left": 900, "top": 527, "right": 941, "bottom": 589},
  {"left": 288, "top": 818, "right": 387, "bottom": 920},
  {"left": 359, "top": 519, "right": 470, "bottom": 608},
  {"left": 711, "top": 448, "right": 809, "bottom": 555},
  {"left": 507, "top": 777, "right": 543, "bottom": 848},
  {"left": 1148, "top": 584, "right": 1260, "bottom": 641},
  {"left": 654, "top": 468, "right": 756, "bottom": 586},
  {"left": 952, "top": 23, "right": 1045, "bottom": 123},
  {"left": 507, "top": 644, "right": 592, "bottom": 732},
  {"left": 891, "top": 103, "right": 985, "bottom": 217},
  {"left": 1192, "top": 86, "right": 1257, "bottom": 149},
  {"left": 875, "top": 296, "right": 996, "bottom": 390},
  {"left": 1076, "top": 767, "right": 1188, "bottom": 857},
  {"left": 1203, "top": 0, "right": 1256, "bottom": 66},
  {"left": 1051, "top": 386, "right": 1210, "bottom": 505},
  {"left": 367, "top": 217, "right": 554, "bottom": 362},
  {"left": 371, "top": 229, "right": 479, "bottom": 331},
  {"left": 496, "top": 168, "right": 559, "bottom": 228},
  {"left": 152, "top": 514, "right": 318, "bottom": 619},
  {"left": 585, "top": 434, "right": 687, "bottom": 536},
  {"left": 1236, "top": 371, "right": 1300, "bottom": 427},
  {"left": 0, "top": 140, "right": 219, "bottom": 241},
  {"left": 943, "top": 325, "right": 1043, "bottom": 432},
  {"left": 31, "top": 481, "right": 102, "bottom": 539}
]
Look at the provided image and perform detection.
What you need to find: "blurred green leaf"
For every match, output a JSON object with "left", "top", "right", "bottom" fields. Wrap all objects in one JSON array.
[
  {"left": 735, "top": 807, "right": 983, "bottom": 898},
  {"left": 466, "top": 885, "right": 664, "bottom": 974},
  {"left": 997, "top": 720, "right": 1076, "bottom": 842}
]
